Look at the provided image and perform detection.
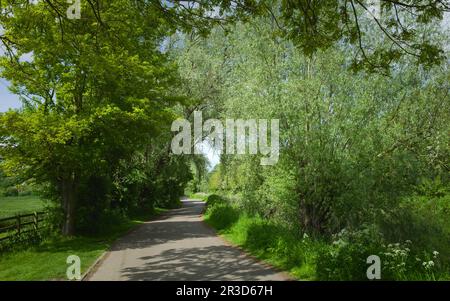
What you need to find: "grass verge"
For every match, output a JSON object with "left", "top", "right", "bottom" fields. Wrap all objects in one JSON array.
[
  {"left": 202, "top": 196, "right": 321, "bottom": 280},
  {"left": 0, "top": 207, "right": 168, "bottom": 281}
]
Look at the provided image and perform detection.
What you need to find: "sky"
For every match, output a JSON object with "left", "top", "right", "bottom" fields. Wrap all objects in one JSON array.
[
  {"left": 0, "top": 79, "right": 21, "bottom": 112},
  {"left": 197, "top": 141, "right": 220, "bottom": 170}
]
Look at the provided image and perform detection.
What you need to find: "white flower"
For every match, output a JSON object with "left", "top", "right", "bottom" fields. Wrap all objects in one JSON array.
[
  {"left": 423, "top": 260, "right": 435, "bottom": 270},
  {"left": 433, "top": 251, "right": 439, "bottom": 257}
]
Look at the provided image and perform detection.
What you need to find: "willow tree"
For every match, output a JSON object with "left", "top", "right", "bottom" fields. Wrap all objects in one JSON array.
[{"left": 174, "top": 14, "right": 449, "bottom": 234}]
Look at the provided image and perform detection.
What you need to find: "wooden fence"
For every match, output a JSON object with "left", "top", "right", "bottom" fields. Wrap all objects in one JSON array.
[{"left": 0, "top": 211, "right": 48, "bottom": 244}]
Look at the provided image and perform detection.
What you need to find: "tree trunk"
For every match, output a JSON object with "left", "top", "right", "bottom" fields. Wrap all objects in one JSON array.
[{"left": 61, "top": 174, "right": 78, "bottom": 236}]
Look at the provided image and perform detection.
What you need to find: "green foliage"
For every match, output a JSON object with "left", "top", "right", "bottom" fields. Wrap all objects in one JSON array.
[
  {"left": 207, "top": 166, "right": 222, "bottom": 192},
  {"left": 205, "top": 197, "right": 449, "bottom": 280},
  {"left": 317, "top": 227, "right": 448, "bottom": 280},
  {"left": 188, "top": 192, "right": 209, "bottom": 201},
  {"left": 378, "top": 177, "right": 450, "bottom": 263},
  {"left": 204, "top": 198, "right": 323, "bottom": 280},
  {"left": 316, "top": 226, "right": 385, "bottom": 280},
  {"left": 205, "top": 194, "right": 227, "bottom": 207},
  {"left": 277, "top": 1, "right": 446, "bottom": 71},
  {"left": 0, "top": 0, "right": 448, "bottom": 281},
  {"left": 185, "top": 155, "right": 210, "bottom": 195},
  {"left": 178, "top": 16, "right": 449, "bottom": 280},
  {"left": 164, "top": 1, "right": 448, "bottom": 71},
  {"left": 0, "top": 0, "right": 197, "bottom": 235},
  {"left": 178, "top": 16, "right": 449, "bottom": 225},
  {"left": 205, "top": 203, "right": 239, "bottom": 230},
  {"left": 0, "top": 169, "right": 36, "bottom": 197}
]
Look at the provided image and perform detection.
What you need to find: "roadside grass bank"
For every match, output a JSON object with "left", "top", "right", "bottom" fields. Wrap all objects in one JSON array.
[
  {"left": 203, "top": 194, "right": 450, "bottom": 281},
  {"left": 203, "top": 195, "right": 320, "bottom": 280},
  {"left": 0, "top": 207, "right": 168, "bottom": 280}
]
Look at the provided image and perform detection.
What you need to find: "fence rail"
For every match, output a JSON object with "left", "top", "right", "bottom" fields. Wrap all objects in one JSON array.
[{"left": 0, "top": 211, "right": 48, "bottom": 243}]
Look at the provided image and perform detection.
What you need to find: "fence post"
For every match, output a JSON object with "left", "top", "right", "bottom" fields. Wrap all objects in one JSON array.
[
  {"left": 34, "top": 212, "right": 38, "bottom": 231},
  {"left": 16, "top": 215, "right": 21, "bottom": 236}
]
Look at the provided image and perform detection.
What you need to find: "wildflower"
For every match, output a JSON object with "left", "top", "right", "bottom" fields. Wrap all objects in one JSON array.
[{"left": 422, "top": 261, "right": 435, "bottom": 270}]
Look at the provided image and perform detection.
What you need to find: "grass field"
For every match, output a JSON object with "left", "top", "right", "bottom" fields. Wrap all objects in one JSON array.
[
  {"left": 0, "top": 196, "right": 47, "bottom": 218},
  {"left": 0, "top": 208, "right": 168, "bottom": 280}
]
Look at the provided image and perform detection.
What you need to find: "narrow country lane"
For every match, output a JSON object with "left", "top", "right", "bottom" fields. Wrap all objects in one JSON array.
[{"left": 87, "top": 199, "right": 289, "bottom": 281}]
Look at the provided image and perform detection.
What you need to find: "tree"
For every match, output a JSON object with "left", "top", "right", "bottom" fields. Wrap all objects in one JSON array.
[
  {"left": 0, "top": 0, "right": 178, "bottom": 235},
  {"left": 173, "top": 16, "right": 449, "bottom": 234},
  {"left": 149, "top": 0, "right": 450, "bottom": 71}
]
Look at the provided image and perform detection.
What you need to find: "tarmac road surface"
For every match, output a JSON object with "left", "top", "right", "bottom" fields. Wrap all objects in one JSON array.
[{"left": 87, "top": 199, "right": 289, "bottom": 281}]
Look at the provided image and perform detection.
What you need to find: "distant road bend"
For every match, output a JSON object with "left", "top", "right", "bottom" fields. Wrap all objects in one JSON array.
[{"left": 87, "top": 199, "right": 289, "bottom": 281}]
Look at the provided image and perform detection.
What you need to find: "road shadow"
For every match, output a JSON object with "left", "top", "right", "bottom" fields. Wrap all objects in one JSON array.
[
  {"left": 121, "top": 244, "right": 282, "bottom": 281},
  {"left": 91, "top": 199, "right": 287, "bottom": 280},
  {"left": 110, "top": 201, "right": 212, "bottom": 251}
]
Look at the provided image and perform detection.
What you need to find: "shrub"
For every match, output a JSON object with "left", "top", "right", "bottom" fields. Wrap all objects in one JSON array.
[
  {"left": 316, "top": 226, "right": 448, "bottom": 280},
  {"left": 316, "top": 226, "right": 385, "bottom": 280},
  {"left": 206, "top": 194, "right": 227, "bottom": 207},
  {"left": 244, "top": 220, "right": 283, "bottom": 252},
  {"left": 76, "top": 207, "right": 128, "bottom": 236},
  {"left": 208, "top": 168, "right": 221, "bottom": 192},
  {"left": 205, "top": 203, "right": 239, "bottom": 230},
  {"left": 213, "top": 212, "right": 325, "bottom": 280},
  {"left": 378, "top": 178, "right": 450, "bottom": 264},
  {"left": 243, "top": 219, "right": 310, "bottom": 267},
  {"left": 3, "top": 186, "right": 19, "bottom": 197}
]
